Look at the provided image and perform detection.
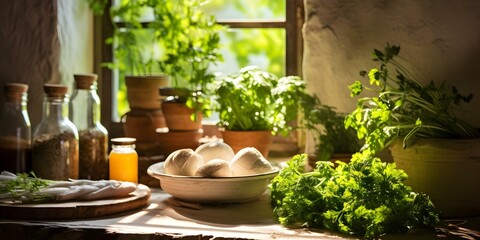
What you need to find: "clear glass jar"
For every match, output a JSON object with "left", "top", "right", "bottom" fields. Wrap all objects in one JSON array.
[
  {"left": 69, "top": 74, "right": 109, "bottom": 180},
  {"left": 32, "top": 84, "right": 79, "bottom": 180},
  {"left": 109, "top": 137, "right": 138, "bottom": 183},
  {"left": 0, "top": 83, "right": 31, "bottom": 173}
]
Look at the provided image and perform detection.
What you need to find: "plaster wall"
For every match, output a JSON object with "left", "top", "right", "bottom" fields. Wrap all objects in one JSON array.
[
  {"left": 0, "top": 0, "right": 93, "bottom": 128},
  {"left": 303, "top": 0, "right": 480, "bottom": 127}
]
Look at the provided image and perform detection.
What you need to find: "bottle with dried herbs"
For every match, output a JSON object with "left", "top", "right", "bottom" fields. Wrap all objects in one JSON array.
[
  {"left": 32, "top": 84, "right": 79, "bottom": 180},
  {"left": 69, "top": 74, "right": 108, "bottom": 180},
  {"left": 0, "top": 83, "right": 32, "bottom": 173}
]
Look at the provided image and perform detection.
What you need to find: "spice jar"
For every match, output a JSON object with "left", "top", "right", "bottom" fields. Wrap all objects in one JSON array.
[
  {"left": 32, "top": 84, "right": 79, "bottom": 180},
  {"left": 109, "top": 137, "right": 138, "bottom": 183},
  {"left": 0, "top": 83, "right": 31, "bottom": 173},
  {"left": 69, "top": 74, "right": 108, "bottom": 180}
]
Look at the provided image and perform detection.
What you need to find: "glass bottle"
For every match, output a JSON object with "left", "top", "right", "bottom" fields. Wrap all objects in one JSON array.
[
  {"left": 69, "top": 74, "right": 109, "bottom": 180},
  {"left": 32, "top": 84, "right": 79, "bottom": 180},
  {"left": 0, "top": 83, "right": 31, "bottom": 173},
  {"left": 109, "top": 137, "right": 138, "bottom": 183}
]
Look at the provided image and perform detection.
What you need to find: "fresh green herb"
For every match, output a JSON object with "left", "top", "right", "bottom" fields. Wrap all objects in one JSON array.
[
  {"left": 345, "top": 44, "right": 479, "bottom": 155},
  {"left": 270, "top": 154, "right": 439, "bottom": 239},
  {"left": 0, "top": 172, "right": 52, "bottom": 202},
  {"left": 213, "top": 66, "right": 310, "bottom": 136},
  {"left": 104, "top": 0, "right": 224, "bottom": 88},
  {"left": 87, "top": 0, "right": 225, "bottom": 116}
]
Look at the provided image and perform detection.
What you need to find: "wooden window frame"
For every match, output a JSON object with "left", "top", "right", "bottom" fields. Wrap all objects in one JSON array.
[{"left": 93, "top": 0, "right": 305, "bottom": 138}]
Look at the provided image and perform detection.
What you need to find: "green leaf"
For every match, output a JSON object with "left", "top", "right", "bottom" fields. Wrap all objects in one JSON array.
[
  {"left": 349, "top": 81, "right": 363, "bottom": 97},
  {"left": 368, "top": 68, "right": 380, "bottom": 86}
]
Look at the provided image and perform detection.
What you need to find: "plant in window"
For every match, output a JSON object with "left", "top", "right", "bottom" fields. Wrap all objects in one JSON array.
[
  {"left": 88, "top": 0, "right": 224, "bottom": 116},
  {"left": 213, "top": 66, "right": 310, "bottom": 156}
]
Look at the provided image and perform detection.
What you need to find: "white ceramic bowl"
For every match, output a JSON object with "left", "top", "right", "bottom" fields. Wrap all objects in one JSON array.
[{"left": 147, "top": 162, "right": 279, "bottom": 203}]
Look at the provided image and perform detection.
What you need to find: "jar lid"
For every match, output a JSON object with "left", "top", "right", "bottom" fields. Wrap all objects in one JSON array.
[
  {"left": 74, "top": 73, "right": 98, "bottom": 89},
  {"left": 4, "top": 83, "right": 28, "bottom": 93},
  {"left": 43, "top": 84, "right": 68, "bottom": 98},
  {"left": 4, "top": 83, "right": 28, "bottom": 102},
  {"left": 111, "top": 137, "right": 136, "bottom": 145}
]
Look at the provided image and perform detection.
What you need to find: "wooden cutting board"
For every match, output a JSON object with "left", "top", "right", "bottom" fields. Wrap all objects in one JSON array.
[{"left": 0, "top": 184, "right": 151, "bottom": 220}]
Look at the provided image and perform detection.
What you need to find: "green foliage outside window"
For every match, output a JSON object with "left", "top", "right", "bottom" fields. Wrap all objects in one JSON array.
[{"left": 87, "top": 0, "right": 288, "bottom": 118}]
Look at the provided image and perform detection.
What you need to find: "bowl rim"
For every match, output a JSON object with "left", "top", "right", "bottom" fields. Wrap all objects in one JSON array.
[{"left": 147, "top": 161, "right": 280, "bottom": 181}]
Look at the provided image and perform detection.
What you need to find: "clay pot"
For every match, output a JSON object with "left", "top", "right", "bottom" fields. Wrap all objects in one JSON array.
[
  {"left": 159, "top": 87, "right": 202, "bottom": 131},
  {"left": 161, "top": 102, "right": 202, "bottom": 131},
  {"left": 156, "top": 127, "right": 203, "bottom": 156},
  {"left": 390, "top": 138, "right": 480, "bottom": 218},
  {"left": 126, "top": 76, "right": 169, "bottom": 109},
  {"left": 220, "top": 129, "right": 273, "bottom": 157},
  {"left": 122, "top": 108, "right": 166, "bottom": 143}
]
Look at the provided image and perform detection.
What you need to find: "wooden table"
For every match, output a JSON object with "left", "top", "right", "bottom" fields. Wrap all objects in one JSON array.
[{"left": 0, "top": 188, "right": 478, "bottom": 239}]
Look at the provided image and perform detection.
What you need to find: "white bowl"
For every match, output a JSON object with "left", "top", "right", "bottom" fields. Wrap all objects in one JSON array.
[{"left": 147, "top": 162, "right": 279, "bottom": 203}]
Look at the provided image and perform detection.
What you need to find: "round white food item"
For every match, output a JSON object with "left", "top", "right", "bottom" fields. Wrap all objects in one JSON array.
[
  {"left": 164, "top": 149, "right": 204, "bottom": 176},
  {"left": 230, "top": 147, "right": 273, "bottom": 176},
  {"left": 195, "top": 159, "right": 232, "bottom": 177},
  {"left": 195, "top": 141, "right": 235, "bottom": 163}
]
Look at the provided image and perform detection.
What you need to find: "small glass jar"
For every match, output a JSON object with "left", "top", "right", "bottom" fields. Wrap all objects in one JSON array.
[
  {"left": 69, "top": 74, "right": 108, "bottom": 180},
  {"left": 0, "top": 83, "right": 31, "bottom": 173},
  {"left": 32, "top": 84, "right": 79, "bottom": 180},
  {"left": 109, "top": 137, "right": 138, "bottom": 183}
]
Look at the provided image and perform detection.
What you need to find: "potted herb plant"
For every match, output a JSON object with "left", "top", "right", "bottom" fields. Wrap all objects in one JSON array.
[
  {"left": 89, "top": 0, "right": 223, "bottom": 124},
  {"left": 345, "top": 44, "right": 480, "bottom": 217},
  {"left": 213, "top": 66, "right": 310, "bottom": 157},
  {"left": 111, "top": 0, "right": 223, "bottom": 116},
  {"left": 302, "top": 95, "right": 362, "bottom": 168}
]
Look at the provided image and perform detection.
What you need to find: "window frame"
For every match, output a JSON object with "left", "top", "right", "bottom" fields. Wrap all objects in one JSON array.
[{"left": 93, "top": 0, "right": 305, "bottom": 138}]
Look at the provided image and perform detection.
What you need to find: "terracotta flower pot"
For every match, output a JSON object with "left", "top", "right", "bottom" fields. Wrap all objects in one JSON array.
[
  {"left": 156, "top": 128, "right": 203, "bottom": 156},
  {"left": 122, "top": 108, "right": 166, "bottom": 143},
  {"left": 159, "top": 87, "right": 202, "bottom": 131},
  {"left": 126, "top": 76, "right": 169, "bottom": 109},
  {"left": 220, "top": 129, "right": 273, "bottom": 157},
  {"left": 390, "top": 138, "right": 480, "bottom": 218},
  {"left": 161, "top": 102, "right": 202, "bottom": 131}
]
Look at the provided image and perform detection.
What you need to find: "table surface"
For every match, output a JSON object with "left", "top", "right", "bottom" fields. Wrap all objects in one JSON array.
[{"left": 1, "top": 187, "right": 479, "bottom": 240}]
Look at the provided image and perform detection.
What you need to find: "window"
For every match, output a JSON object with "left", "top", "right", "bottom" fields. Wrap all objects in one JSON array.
[{"left": 93, "top": 0, "right": 304, "bottom": 137}]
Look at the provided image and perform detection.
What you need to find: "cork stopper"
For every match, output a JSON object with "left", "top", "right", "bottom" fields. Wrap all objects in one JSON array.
[
  {"left": 4, "top": 83, "right": 28, "bottom": 102},
  {"left": 74, "top": 73, "right": 98, "bottom": 90},
  {"left": 43, "top": 84, "right": 68, "bottom": 98},
  {"left": 111, "top": 137, "right": 136, "bottom": 145}
]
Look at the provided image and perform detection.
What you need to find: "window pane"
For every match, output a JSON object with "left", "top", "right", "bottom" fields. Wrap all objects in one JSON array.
[
  {"left": 111, "top": 0, "right": 288, "bottom": 119},
  {"left": 202, "top": 0, "right": 286, "bottom": 20},
  {"left": 114, "top": 28, "right": 286, "bottom": 118},
  {"left": 210, "top": 28, "right": 286, "bottom": 77}
]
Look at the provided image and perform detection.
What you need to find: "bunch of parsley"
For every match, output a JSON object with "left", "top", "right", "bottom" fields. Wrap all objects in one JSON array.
[{"left": 270, "top": 154, "right": 439, "bottom": 239}]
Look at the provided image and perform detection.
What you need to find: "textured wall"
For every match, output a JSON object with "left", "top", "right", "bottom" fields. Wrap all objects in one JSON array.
[
  {"left": 304, "top": 0, "right": 480, "bottom": 127},
  {"left": 0, "top": 0, "right": 59, "bottom": 126},
  {"left": 0, "top": 0, "right": 93, "bottom": 128}
]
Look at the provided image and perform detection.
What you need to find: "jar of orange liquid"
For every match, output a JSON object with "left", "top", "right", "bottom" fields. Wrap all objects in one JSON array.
[{"left": 109, "top": 137, "right": 138, "bottom": 183}]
